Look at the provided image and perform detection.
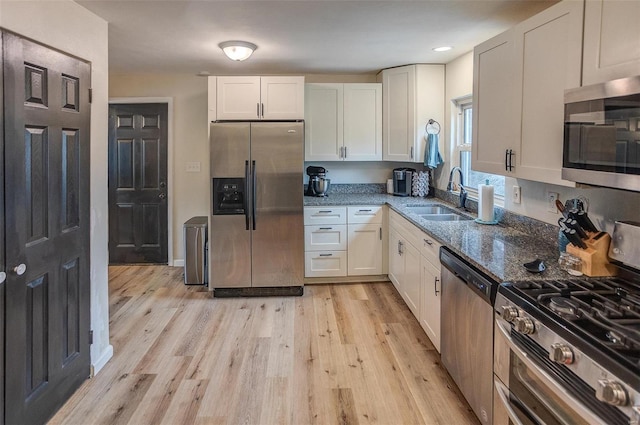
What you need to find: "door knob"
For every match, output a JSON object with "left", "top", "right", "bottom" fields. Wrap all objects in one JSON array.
[
  {"left": 0, "top": 272, "right": 5, "bottom": 284},
  {"left": 13, "top": 264, "right": 26, "bottom": 275},
  {"left": 159, "top": 193, "right": 167, "bottom": 200}
]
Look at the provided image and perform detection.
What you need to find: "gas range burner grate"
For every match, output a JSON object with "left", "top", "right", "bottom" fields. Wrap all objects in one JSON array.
[{"left": 510, "top": 276, "right": 640, "bottom": 357}]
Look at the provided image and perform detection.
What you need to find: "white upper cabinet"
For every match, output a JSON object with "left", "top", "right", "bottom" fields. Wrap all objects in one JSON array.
[
  {"left": 512, "top": 0, "right": 583, "bottom": 186},
  {"left": 472, "top": 0, "right": 582, "bottom": 186},
  {"left": 216, "top": 76, "right": 304, "bottom": 120},
  {"left": 583, "top": 0, "right": 640, "bottom": 85},
  {"left": 304, "top": 83, "right": 382, "bottom": 161},
  {"left": 343, "top": 84, "right": 382, "bottom": 161},
  {"left": 381, "top": 64, "right": 444, "bottom": 163},
  {"left": 472, "top": 31, "right": 518, "bottom": 176},
  {"left": 260, "top": 76, "right": 305, "bottom": 120},
  {"left": 305, "top": 84, "right": 343, "bottom": 161}
]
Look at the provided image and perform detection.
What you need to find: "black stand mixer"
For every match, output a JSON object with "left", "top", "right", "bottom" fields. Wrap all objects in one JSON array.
[{"left": 305, "top": 166, "right": 330, "bottom": 197}]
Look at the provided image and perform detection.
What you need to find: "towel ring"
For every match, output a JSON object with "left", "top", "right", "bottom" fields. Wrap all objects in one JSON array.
[{"left": 426, "top": 119, "right": 441, "bottom": 135}]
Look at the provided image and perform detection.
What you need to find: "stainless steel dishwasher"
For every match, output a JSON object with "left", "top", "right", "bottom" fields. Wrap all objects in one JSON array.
[{"left": 440, "top": 247, "right": 498, "bottom": 425}]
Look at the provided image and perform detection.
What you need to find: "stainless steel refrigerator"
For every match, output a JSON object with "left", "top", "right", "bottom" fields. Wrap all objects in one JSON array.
[{"left": 210, "top": 121, "right": 303, "bottom": 292}]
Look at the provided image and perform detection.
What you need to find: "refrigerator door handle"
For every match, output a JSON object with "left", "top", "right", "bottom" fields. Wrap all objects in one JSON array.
[
  {"left": 244, "top": 160, "right": 250, "bottom": 230},
  {"left": 252, "top": 160, "right": 257, "bottom": 230}
]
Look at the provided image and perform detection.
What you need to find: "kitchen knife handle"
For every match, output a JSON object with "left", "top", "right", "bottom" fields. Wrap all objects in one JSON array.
[
  {"left": 252, "top": 160, "right": 257, "bottom": 230},
  {"left": 245, "top": 160, "right": 250, "bottom": 231},
  {"left": 578, "top": 211, "right": 598, "bottom": 232},
  {"left": 569, "top": 219, "right": 588, "bottom": 240}
]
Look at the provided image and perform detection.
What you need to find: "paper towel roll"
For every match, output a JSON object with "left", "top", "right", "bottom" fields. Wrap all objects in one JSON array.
[{"left": 478, "top": 180, "right": 494, "bottom": 222}]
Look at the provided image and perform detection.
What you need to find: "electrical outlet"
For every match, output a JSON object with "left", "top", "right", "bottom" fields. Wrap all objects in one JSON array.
[
  {"left": 185, "top": 162, "right": 201, "bottom": 173},
  {"left": 547, "top": 191, "right": 559, "bottom": 213},
  {"left": 513, "top": 186, "right": 521, "bottom": 204}
]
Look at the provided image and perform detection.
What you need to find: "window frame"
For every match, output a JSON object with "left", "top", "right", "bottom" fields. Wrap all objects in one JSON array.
[{"left": 451, "top": 95, "right": 505, "bottom": 206}]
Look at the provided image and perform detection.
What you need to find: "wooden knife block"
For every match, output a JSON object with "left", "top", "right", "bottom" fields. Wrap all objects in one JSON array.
[{"left": 566, "top": 232, "right": 617, "bottom": 277}]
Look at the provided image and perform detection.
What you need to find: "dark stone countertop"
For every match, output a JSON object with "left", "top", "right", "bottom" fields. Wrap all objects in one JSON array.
[{"left": 304, "top": 193, "right": 565, "bottom": 283}]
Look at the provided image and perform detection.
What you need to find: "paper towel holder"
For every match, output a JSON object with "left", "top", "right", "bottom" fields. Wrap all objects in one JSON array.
[{"left": 425, "top": 119, "right": 441, "bottom": 135}]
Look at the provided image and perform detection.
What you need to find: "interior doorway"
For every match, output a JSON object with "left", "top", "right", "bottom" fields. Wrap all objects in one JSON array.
[{"left": 108, "top": 102, "right": 170, "bottom": 264}]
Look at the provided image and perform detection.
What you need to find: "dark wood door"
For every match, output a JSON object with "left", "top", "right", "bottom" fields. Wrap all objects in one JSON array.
[
  {"left": 3, "top": 32, "right": 91, "bottom": 424},
  {"left": 0, "top": 31, "right": 5, "bottom": 425},
  {"left": 108, "top": 103, "right": 168, "bottom": 264}
]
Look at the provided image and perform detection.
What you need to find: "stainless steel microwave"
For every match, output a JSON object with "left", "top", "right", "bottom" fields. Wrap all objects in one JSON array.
[{"left": 563, "top": 75, "right": 640, "bottom": 192}]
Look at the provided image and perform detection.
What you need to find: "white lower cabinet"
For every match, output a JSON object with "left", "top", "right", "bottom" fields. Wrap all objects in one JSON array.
[
  {"left": 389, "top": 209, "right": 442, "bottom": 352},
  {"left": 348, "top": 224, "right": 383, "bottom": 275},
  {"left": 304, "top": 206, "right": 383, "bottom": 278},
  {"left": 388, "top": 211, "right": 422, "bottom": 319},
  {"left": 420, "top": 251, "right": 441, "bottom": 352}
]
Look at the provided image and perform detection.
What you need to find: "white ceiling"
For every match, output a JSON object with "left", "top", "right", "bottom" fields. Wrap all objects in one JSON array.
[{"left": 77, "top": 0, "right": 559, "bottom": 76}]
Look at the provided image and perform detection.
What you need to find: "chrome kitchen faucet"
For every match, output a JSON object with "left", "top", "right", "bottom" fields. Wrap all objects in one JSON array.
[{"left": 447, "top": 166, "right": 467, "bottom": 209}]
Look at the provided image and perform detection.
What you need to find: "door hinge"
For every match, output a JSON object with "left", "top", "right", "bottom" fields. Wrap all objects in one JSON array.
[
  {"left": 89, "top": 330, "right": 93, "bottom": 344},
  {"left": 88, "top": 88, "right": 93, "bottom": 104}
]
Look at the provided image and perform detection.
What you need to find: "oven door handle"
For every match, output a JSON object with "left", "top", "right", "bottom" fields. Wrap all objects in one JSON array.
[
  {"left": 494, "top": 379, "right": 527, "bottom": 425},
  {"left": 496, "top": 319, "right": 607, "bottom": 425}
]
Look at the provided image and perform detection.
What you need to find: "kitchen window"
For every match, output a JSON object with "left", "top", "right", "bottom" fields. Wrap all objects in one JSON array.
[{"left": 453, "top": 96, "right": 505, "bottom": 200}]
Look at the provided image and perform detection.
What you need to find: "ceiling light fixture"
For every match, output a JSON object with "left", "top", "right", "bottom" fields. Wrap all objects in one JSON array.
[
  {"left": 433, "top": 46, "right": 453, "bottom": 52},
  {"left": 219, "top": 40, "right": 257, "bottom": 61}
]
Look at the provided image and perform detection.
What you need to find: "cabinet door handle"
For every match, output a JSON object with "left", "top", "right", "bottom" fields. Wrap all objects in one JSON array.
[
  {"left": 358, "top": 209, "right": 372, "bottom": 212},
  {"left": 423, "top": 238, "right": 433, "bottom": 246},
  {"left": 398, "top": 241, "right": 404, "bottom": 255},
  {"left": 379, "top": 227, "right": 382, "bottom": 240},
  {"left": 318, "top": 210, "right": 333, "bottom": 213},
  {"left": 261, "top": 103, "right": 264, "bottom": 118},
  {"left": 319, "top": 253, "right": 333, "bottom": 257},
  {"left": 410, "top": 146, "right": 414, "bottom": 159},
  {"left": 257, "top": 103, "right": 260, "bottom": 118},
  {"left": 344, "top": 146, "right": 347, "bottom": 158},
  {"left": 505, "top": 149, "right": 509, "bottom": 171},
  {"left": 319, "top": 227, "right": 333, "bottom": 230},
  {"left": 434, "top": 277, "right": 440, "bottom": 296}
]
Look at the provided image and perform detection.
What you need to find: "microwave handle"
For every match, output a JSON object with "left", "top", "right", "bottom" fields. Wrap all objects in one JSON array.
[
  {"left": 494, "top": 379, "right": 527, "bottom": 425},
  {"left": 496, "top": 320, "right": 607, "bottom": 425}
]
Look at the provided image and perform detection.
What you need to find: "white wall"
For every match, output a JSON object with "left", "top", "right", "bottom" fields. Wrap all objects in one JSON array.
[
  {"left": 303, "top": 161, "right": 412, "bottom": 185},
  {"left": 0, "top": 0, "right": 112, "bottom": 373},
  {"left": 444, "top": 50, "right": 640, "bottom": 228},
  {"left": 109, "top": 74, "right": 210, "bottom": 265},
  {"left": 443, "top": 51, "right": 474, "bottom": 190}
]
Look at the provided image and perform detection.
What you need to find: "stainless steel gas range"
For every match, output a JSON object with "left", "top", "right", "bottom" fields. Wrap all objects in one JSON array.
[{"left": 494, "top": 223, "right": 640, "bottom": 424}]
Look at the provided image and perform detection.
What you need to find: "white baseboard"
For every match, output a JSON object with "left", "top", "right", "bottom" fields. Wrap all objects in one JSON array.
[
  {"left": 91, "top": 344, "right": 113, "bottom": 377},
  {"left": 173, "top": 259, "right": 185, "bottom": 267}
]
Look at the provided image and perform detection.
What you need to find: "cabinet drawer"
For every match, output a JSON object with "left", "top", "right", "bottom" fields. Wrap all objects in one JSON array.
[
  {"left": 304, "top": 207, "right": 347, "bottom": 225},
  {"left": 347, "top": 206, "right": 383, "bottom": 224},
  {"left": 420, "top": 234, "right": 442, "bottom": 267},
  {"left": 305, "top": 251, "right": 347, "bottom": 277},
  {"left": 304, "top": 225, "right": 347, "bottom": 251},
  {"left": 389, "top": 209, "right": 422, "bottom": 249}
]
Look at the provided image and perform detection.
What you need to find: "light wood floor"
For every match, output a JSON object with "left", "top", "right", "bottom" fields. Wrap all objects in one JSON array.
[{"left": 49, "top": 265, "right": 478, "bottom": 425}]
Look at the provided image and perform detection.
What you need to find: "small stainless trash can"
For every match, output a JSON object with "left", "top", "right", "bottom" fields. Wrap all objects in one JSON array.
[{"left": 184, "top": 216, "right": 208, "bottom": 285}]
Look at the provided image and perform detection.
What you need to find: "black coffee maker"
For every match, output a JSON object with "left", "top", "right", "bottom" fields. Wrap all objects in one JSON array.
[
  {"left": 305, "top": 166, "right": 328, "bottom": 196},
  {"left": 393, "top": 168, "right": 415, "bottom": 196}
]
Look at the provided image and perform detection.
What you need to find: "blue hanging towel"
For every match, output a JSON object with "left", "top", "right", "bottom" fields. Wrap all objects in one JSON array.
[{"left": 424, "top": 133, "right": 443, "bottom": 169}]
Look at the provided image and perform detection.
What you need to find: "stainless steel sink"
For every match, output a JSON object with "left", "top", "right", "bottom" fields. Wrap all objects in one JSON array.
[
  {"left": 405, "top": 205, "right": 453, "bottom": 215},
  {"left": 418, "top": 213, "right": 471, "bottom": 221},
  {"left": 405, "top": 204, "right": 472, "bottom": 221}
]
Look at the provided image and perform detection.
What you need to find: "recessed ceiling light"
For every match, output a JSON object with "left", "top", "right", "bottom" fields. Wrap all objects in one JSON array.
[{"left": 433, "top": 46, "right": 453, "bottom": 52}]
